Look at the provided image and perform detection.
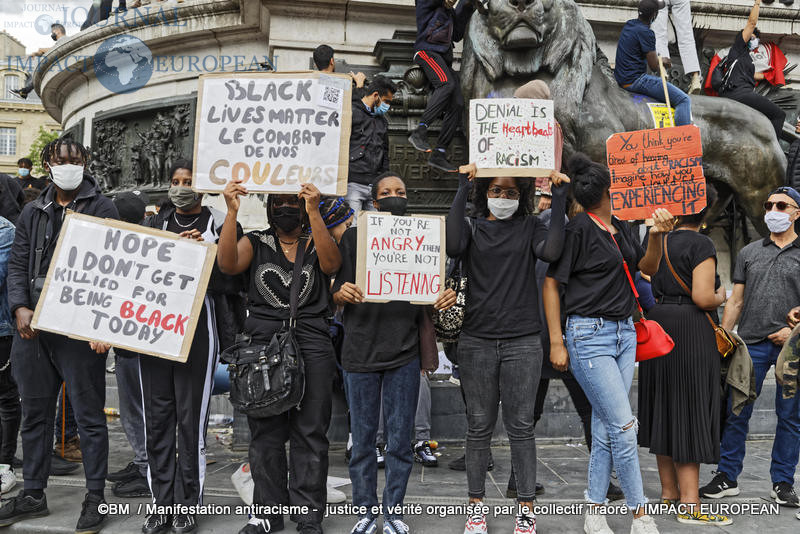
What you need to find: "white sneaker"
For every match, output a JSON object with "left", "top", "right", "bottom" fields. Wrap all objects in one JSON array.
[
  {"left": 327, "top": 482, "right": 346, "bottom": 504},
  {"left": 584, "top": 510, "right": 614, "bottom": 534},
  {"left": 463, "top": 510, "right": 488, "bottom": 534},
  {"left": 0, "top": 464, "right": 16, "bottom": 493},
  {"left": 630, "top": 515, "right": 659, "bottom": 534}
]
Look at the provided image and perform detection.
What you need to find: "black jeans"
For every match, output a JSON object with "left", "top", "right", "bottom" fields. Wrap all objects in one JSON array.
[
  {"left": 723, "top": 88, "right": 786, "bottom": 140},
  {"left": 11, "top": 332, "right": 108, "bottom": 490},
  {"left": 246, "top": 318, "right": 335, "bottom": 526},
  {"left": 414, "top": 50, "right": 463, "bottom": 149},
  {"left": 0, "top": 336, "right": 21, "bottom": 465}
]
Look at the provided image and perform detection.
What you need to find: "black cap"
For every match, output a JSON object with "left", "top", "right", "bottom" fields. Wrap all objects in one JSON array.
[
  {"left": 114, "top": 191, "right": 147, "bottom": 224},
  {"left": 639, "top": 0, "right": 666, "bottom": 19}
]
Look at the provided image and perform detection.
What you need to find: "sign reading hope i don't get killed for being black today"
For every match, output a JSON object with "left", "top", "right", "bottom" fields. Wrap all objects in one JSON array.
[
  {"left": 193, "top": 71, "right": 351, "bottom": 195},
  {"left": 469, "top": 98, "right": 556, "bottom": 177},
  {"left": 31, "top": 214, "right": 217, "bottom": 363},
  {"left": 356, "top": 212, "right": 446, "bottom": 304}
]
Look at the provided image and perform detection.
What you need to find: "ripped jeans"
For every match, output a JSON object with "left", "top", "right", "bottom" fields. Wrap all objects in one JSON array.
[{"left": 566, "top": 315, "right": 647, "bottom": 509}]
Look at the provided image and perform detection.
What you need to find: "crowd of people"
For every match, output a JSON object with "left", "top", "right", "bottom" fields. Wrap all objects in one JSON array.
[{"left": 0, "top": 1, "right": 799, "bottom": 534}]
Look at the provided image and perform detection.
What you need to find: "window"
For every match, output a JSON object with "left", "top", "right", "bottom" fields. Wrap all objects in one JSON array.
[
  {"left": 0, "top": 128, "right": 16, "bottom": 156},
  {"left": 4, "top": 75, "right": 20, "bottom": 99}
]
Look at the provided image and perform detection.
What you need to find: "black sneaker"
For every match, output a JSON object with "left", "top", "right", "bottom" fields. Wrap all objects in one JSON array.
[
  {"left": 12, "top": 456, "right": 22, "bottom": 469},
  {"left": 345, "top": 443, "right": 352, "bottom": 463},
  {"left": 413, "top": 440, "right": 438, "bottom": 467},
  {"left": 700, "top": 472, "right": 740, "bottom": 499},
  {"left": 113, "top": 474, "right": 152, "bottom": 498},
  {"left": 607, "top": 482, "right": 624, "bottom": 501},
  {"left": 0, "top": 493, "right": 48, "bottom": 527},
  {"left": 172, "top": 513, "right": 197, "bottom": 533},
  {"left": 298, "top": 521, "right": 322, "bottom": 534},
  {"left": 9, "top": 88, "right": 28, "bottom": 100},
  {"left": 108, "top": 461, "right": 140, "bottom": 483},
  {"left": 771, "top": 482, "right": 800, "bottom": 507},
  {"left": 75, "top": 493, "right": 106, "bottom": 534},
  {"left": 237, "top": 516, "right": 284, "bottom": 533},
  {"left": 408, "top": 127, "right": 431, "bottom": 153},
  {"left": 428, "top": 151, "right": 458, "bottom": 173},
  {"left": 142, "top": 513, "right": 171, "bottom": 534},
  {"left": 50, "top": 454, "right": 80, "bottom": 476},
  {"left": 448, "top": 452, "right": 493, "bottom": 472}
]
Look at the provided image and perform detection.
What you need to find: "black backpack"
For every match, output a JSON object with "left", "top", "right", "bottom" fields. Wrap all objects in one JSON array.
[{"left": 711, "top": 56, "right": 738, "bottom": 93}]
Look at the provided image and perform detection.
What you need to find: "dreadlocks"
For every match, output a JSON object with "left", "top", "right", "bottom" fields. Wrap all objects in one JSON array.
[
  {"left": 319, "top": 197, "right": 354, "bottom": 229},
  {"left": 40, "top": 136, "right": 89, "bottom": 171}
]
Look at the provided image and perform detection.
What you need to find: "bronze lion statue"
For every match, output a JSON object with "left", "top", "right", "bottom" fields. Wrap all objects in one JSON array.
[{"left": 460, "top": 0, "right": 785, "bottom": 230}]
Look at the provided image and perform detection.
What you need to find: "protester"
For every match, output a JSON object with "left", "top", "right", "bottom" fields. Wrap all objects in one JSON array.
[
  {"left": 408, "top": 0, "right": 475, "bottom": 172},
  {"left": 105, "top": 191, "right": 151, "bottom": 500},
  {"left": 219, "top": 180, "right": 340, "bottom": 534},
  {"left": 786, "top": 118, "right": 800, "bottom": 190},
  {"left": 0, "top": 174, "right": 24, "bottom": 225},
  {"left": 544, "top": 153, "right": 674, "bottom": 534},
  {"left": 652, "top": 0, "right": 703, "bottom": 94},
  {"left": 717, "top": 0, "right": 786, "bottom": 140},
  {"left": 0, "top": 215, "right": 20, "bottom": 494},
  {"left": 319, "top": 196, "right": 354, "bottom": 243},
  {"left": 447, "top": 162, "right": 569, "bottom": 534},
  {"left": 637, "top": 185, "right": 732, "bottom": 525},
  {"left": 313, "top": 44, "right": 366, "bottom": 92},
  {"left": 80, "top": 1, "right": 126, "bottom": 31},
  {"left": 700, "top": 186, "right": 800, "bottom": 508},
  {"left": 15, "top": 159, "right": 47, "bottom": 191},
  {"left": 0, "top": 137, "right": 118, "bottom": 532},
  {"left": 614, "top": 0, "right": 692, "bottom": 126},
  {"left": 333, "top": 173, "right": 456, "bottom": 534},
  {"left": 347, "top": 77, "right": 398, "bottom": 217},
  {"left": 10, "top": 24, "right": 66, "bottom": 100}
]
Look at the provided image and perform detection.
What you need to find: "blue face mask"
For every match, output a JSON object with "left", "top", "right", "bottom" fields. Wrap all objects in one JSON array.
[
  {"left": 372, "top": 101, "right": 390, "bottom": 116},
  {"left": 18, "top": 168, "right": 30, "bottom": 177}
]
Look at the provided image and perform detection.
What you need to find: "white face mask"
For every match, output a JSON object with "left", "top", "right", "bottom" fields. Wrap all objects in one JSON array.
[
  {"left": 764, "top": 211, "right": 794, "bottom": 234},
  {"left": 49, "top": 164, "right": 84, "bottom": 191},
  {"left": 487, "top": 198, "right": 519, "bottom": 220},
  {"left": 749, "top": 37, "right": 759, "bottom": 51}
]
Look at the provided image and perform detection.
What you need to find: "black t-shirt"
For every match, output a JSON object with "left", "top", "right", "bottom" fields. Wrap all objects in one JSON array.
[
  {"left": 333, "top": 227, "right": 421, "bottom": 373},
  {"left": 17, "top": 175, "right": 48, "bottom": 191},
  {"left": 722, "top": 32, "right": 755, "bottom": 93},
  {"left": 245, "top": 229, "right": 331, "bottom": 323},
  {"left": 548, "top": 213, "right": 644, "bottom": 321},
  {"left": 165, "top": 209, "right": 215, "bottom": 238},
  {"left": 653, "top": 230, "right": 720, "bottom": 298}
]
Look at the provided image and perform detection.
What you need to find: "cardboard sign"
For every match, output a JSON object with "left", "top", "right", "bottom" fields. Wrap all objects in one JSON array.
[
  {"left": 606, "top": 125, "right": 706, "bottom": 221},
  {"left": 193, "top": 71, "right": 351, "bottom": 195},
  {"left": 647, "top": 103, "right": 676, "bottom": 129},
  {"left": 355, "top": 212, "right": 445, "bottom": 304},
  {"left": 32, "top": 213, "right": 217, "bottom": 362},
  {"left": 469, "top": 98, "right": 556, "bottom": 177}
]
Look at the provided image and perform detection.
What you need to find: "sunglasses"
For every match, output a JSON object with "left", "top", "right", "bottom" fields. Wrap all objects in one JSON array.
[{"left": 764, "top": 201, "right": 799, "bottom": 212}]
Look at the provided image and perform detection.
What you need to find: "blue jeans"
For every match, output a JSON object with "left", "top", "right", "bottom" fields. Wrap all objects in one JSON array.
[
  {"left": 717, "top": 341, "right": 800, "bottom": 485},
  {"left": 566, "top": 316, "right": 646, "bottom": 509},
  {"left": 344, "top": 358, "right": 420, "bottom": 520},
  {"left": 626, "top": 73, "right": 692, "bottom": 126}
]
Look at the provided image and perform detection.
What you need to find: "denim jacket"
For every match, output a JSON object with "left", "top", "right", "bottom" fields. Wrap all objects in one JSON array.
[{"left": 0, "top": 216, "right": 16, "bottom": 336}]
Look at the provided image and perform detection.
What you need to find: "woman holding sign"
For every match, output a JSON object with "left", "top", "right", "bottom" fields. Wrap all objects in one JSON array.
[
  {"left": 218, "top": 180, "right": 340, "bottom": 534},
  {"left": 543, "top": 153, "right": 674, "bottom": 534},
  {"left": 447, "top": 163, "right": 569, "bottom": 534}
]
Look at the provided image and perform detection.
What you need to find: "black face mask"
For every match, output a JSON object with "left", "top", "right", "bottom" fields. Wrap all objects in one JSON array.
[
  {"left": 377, "top": 197, "right": 408, "bottom": 216},
  {"left": 51, "top": 33, "right": 58, "bottom": 41},
  {"left": 271, "top": 205, "right": 301, "bottom": 232}
]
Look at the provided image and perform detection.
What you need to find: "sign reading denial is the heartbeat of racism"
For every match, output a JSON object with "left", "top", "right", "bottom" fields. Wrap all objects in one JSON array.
[
  {"left": 469, "top": 98, "right": 556, "bottom": 177},
  {"left": 606, "top": 125, "right": 706, "bottom": 221},
  {"left": 355, "top": 212, "right": 446, "bottom": 304},
  {"left": 193, "top": 72, "right": 351, "bottom": 195}
]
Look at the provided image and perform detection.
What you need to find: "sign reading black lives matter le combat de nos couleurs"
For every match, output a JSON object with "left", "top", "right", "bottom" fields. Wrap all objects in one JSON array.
[
  {"left": 31, "top": 214, "right": 217, "bottom": 363},
  {"left": 193, "top": 71, "right": 352, "bottom": 195}
]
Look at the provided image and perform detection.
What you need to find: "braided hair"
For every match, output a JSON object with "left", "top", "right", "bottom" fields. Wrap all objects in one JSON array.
[
  {"left": 319, "top": 197, "right": 354, "bottom": 229},
  {"left": 40, "top": 136, "right": 89, "bottom": 171}
]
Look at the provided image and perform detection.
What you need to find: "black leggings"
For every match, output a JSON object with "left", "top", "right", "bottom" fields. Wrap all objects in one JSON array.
[
  {"left": 723, "top": 89, "right": 786, "bottom": 140},
  {"left": 0, "top": 336, "right": 21, "bottom": 465}
]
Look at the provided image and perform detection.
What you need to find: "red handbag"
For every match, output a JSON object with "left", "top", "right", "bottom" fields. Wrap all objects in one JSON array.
[{"left": 587, "top": 213, "right": 675, "bottom": 362}]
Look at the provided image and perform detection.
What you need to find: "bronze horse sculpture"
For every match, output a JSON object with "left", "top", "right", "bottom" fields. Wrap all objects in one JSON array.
[{"left": 459, "top": 0, "right": 785, "bottom": 229}]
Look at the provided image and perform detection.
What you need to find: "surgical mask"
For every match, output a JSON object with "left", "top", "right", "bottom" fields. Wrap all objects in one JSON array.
[
  {"left": 168, "top": 185, "right": 201, "bottom": 210},
  {"left": 749, "top": 38, "right": 759, "bottom": 51},
  {"left": 18, "top": 168, "right": 30, "bottom": 177},
  {"left": 764, "top": 211, "right": 794, "bottom": 234},
  {"left": 376, "top": 197, "right": 407, "bottom": 216},
  {"left": 49, "top": 164, "right": 84, "bottom": 191},
  {"left": 487, "top": 198, "right": 519, "bottom": 220},
  {"left": 372, "top": 101, "right": 390, "bottom": 116},
  {"left": 271, "top": 206, "right": 301, "bottom": 232}
]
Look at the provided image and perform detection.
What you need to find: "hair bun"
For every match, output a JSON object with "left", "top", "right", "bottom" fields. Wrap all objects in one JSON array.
[{"left": 567, "top": 152, "right": 595, "bottom": 178}]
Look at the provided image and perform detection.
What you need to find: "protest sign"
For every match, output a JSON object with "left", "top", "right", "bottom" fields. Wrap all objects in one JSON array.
[
  {"left": 469, "top": 98, "right": 556, "bottom": 177},
  {"left": 355, "top": 212, "right": 445, "bottom": 304},
  {"left": 193, "top": 71, "right": 351, "bottom": 195},
  {"left": 32, "top": 213, "right": 217, "bottom": 363},
  {"left": 647, "top": 103, "right": 676, "bottom": 129},
  {"left": 606, "top": 124, "right": 706, "bottom": 221}
]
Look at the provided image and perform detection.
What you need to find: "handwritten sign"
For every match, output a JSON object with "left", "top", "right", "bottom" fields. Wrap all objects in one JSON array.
[
  {"left": 355, "top": 212, "right": 445, "bottom": 304},
  {"left": 647, "top": 103, "right": 676, "bottom": 129},
  {"left": 193, "top": 71, "right": 351, "bottom": 195},
  {"left": 469, "top": 98, "right": 555, "bottom": 177},
  {"left": 606, "top": 125, "right": 706, "bottom": 220},
  {"left": 32, "top": 214, "right": 216, "bottom": 362}
]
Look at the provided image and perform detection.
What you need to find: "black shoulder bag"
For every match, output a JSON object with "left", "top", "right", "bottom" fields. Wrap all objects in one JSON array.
[
  {"left": 30, "top": 216, "right": 48, "bottom": 307},
  {"left": 222, "top": 238, "right": 307, "bottom": 418}
]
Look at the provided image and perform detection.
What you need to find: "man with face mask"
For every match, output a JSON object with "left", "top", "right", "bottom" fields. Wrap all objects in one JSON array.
[
  {"left": 346, "top": 76, "right": 398, "bottom": 221},
  {"left": 0, "top": 137, "right": 118, "bottom": 532},
  {"left": 15, "top": 159, "right": 47, "bottom": 191},
  {"left": 717, "top": 0, "right": 786, "bottom": 140},
  {"left": 614, "top": 0, "right": 693, "bottom": 126},
  {"left": 700, "top": 186, "right": 800, "bottom": 509}
]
